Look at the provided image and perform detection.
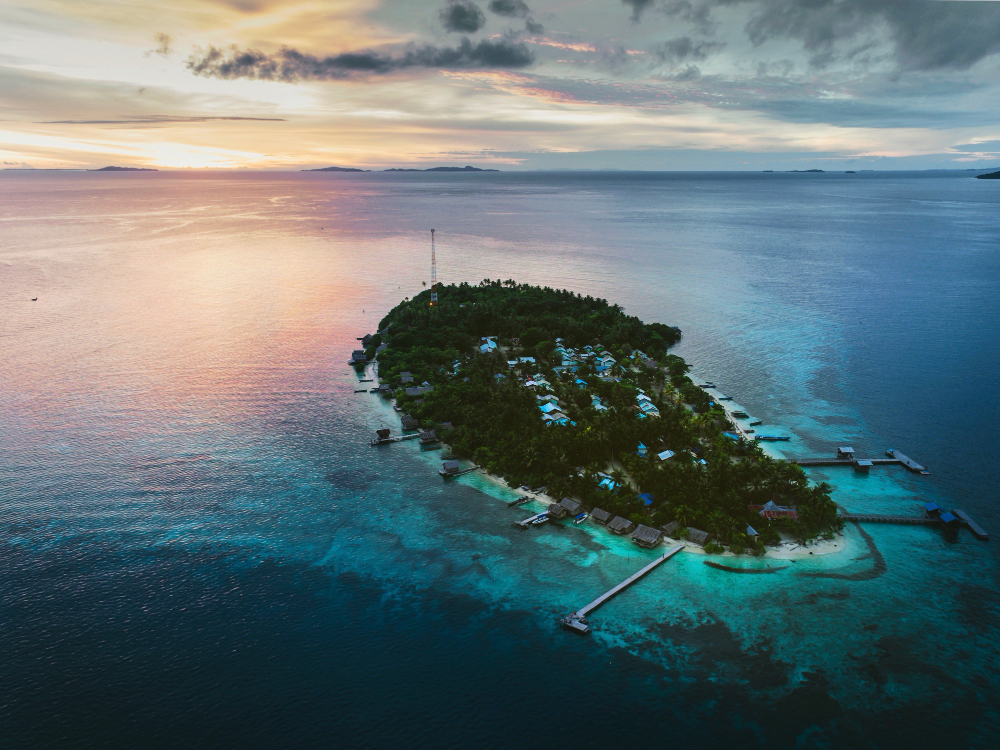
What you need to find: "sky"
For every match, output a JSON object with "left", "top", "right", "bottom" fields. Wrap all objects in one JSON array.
[{"left": 1, "top": 0, "right": 999, "bottom": 170}]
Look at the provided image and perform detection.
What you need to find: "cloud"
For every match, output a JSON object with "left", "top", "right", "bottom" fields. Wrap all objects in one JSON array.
[
  {"left": 145, "top": 33, "right": 173, "bottom": 59},
  {"left": 622, "top": 0, "right": 658, "bottom": 21},
  {"left": 652, "top": 36, "right": 724, "bottom": 64},
  {"left": 629, "top": 1, "right": 1000, "bottom": 72},
  {"left": 39, "top": 116, "right": 286, "bottom": 124},
  {"left": 440, "top": 1, "right": 486, "bottom": 33},
  {"left": 186, "top": 38, "right": 535, "bottom": 81},
  {"left": 488, "top": 0, "right": 530, "bottom": 18},
  {"left": 525, "top": 18, "right": 544, "bottom": 35}
]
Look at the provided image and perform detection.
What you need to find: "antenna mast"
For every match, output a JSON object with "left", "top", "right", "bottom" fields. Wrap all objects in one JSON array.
[{"left": 430, "top": 229, "right": 438, "bottom": 306}]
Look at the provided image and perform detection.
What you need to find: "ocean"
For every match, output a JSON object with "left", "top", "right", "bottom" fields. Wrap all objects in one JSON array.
[{"left": 2, "top": 170, "right": 998, "bottom": 748}]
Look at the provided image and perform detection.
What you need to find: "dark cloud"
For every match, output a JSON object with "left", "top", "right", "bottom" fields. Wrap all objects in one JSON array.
[
  {"left": 652, "top": 36, "right": 724, "bottom": 64},
  {"left": 440, "top": 1, "right": 486, "bottom": 33},
  {"left": 488, "top": 0, "right": 530, "bottom": 17},
  {"left": 622, "top": 0, "right": 657, "bottom": 21},
  {"left": 186, "top": 38, "right": 534, "bottom": 81},
  {"left": 40, "top": 116, "right": 286, "bottom": 124},
  {"left": 629, "top": 1, "right": 1000, "bottom": 72},
  {"left": 525, "top": 18, "right": 544, "bottom": 35}
]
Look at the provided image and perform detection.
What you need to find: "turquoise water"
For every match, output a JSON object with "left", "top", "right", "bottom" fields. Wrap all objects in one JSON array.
[{"left": 2, "top": 171, "right": 998, "bottom": 747}]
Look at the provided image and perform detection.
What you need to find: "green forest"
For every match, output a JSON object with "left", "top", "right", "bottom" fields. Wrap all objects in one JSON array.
[{"left": 373, "top": 280, "right": 840, "bottom": 554}]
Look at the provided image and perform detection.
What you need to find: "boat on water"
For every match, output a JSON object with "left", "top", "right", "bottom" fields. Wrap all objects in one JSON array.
[
  {"left": 755, "top": 434, "right": 791, "bottom": 442},
  {"left": 532, "top": 514, "right": 550, "bottom": 525},
  {"left": 507, "top": 496, "right": 531, "bottom": 508},
  {"left": 700, "top": 381, "right": 716, "bottom": 388},
  {"left": 749, "top": 419, "right": 763, "bottom": 426},
  {"left": 574, "top": 513, "right": 589, "bottom": 525}
]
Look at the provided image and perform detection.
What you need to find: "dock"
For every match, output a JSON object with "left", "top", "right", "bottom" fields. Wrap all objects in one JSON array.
[
  {"left": 952, "top": 509, "right": 989, "bottom": 540},
  {"left": 561, "top": 545, "right": 684, "bottom": 633},
  {"left": 788, "top": 450, "right": 928, "bottom": 474},
  {"left": 370, "top": 433, "right": 421, "bottom": 446},
  {"left": 515, "top": 511, "right": 548, "bottom": 528}
]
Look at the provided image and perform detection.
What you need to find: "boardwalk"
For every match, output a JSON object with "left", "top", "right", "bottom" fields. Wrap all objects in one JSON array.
[
  {"left": 789, "top": 451, "right": 928, "bottom": 474},
  {"left": 838, "top": 513, "right": 939, "bottom": 525},
  {"left": 561, "top": 545, "right": 684, "bottom": 633}
]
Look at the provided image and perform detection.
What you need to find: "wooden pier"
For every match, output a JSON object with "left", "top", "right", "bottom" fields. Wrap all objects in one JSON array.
[
  {"left": 788, "top": 450, "right": 928, "bottom": 474},
  {"left": 838, "top": 512, "right": 939, "bottom": 525},
  {"left": 561, "top": 545, "right": 684, "bottom": 633},
  {"left": 370, "top": 433, "right": 420, "bottom": 446},
  {"left": 952, "top": 509, "right": 989, "bottom": 540}
]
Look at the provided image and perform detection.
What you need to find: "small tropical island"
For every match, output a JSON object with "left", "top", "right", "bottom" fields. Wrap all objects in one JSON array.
[
  {"left": 363, "top": 281, "right": 841, "bottom": 556},
  {"left": 975, "top": 170, "right": 1000, "bottom": 180},
  {"left": 304, "top": 165, "right": 499, "bottom": 172}
]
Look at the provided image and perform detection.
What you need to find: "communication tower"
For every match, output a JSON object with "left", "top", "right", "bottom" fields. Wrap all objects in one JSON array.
[{"left": 430, "top": 229, "right": 438, "bottom": 306}]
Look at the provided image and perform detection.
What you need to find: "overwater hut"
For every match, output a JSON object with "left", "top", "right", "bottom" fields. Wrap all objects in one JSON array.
[
  {"left": 632, "top": 524, "right": 663, "bottom": 548},
  {"left": 375, "top": 428, "right": 391, "bottom": 440},
  {"left": 661, "top": 521, "right": 681, "bottom": 538},
  {"left": 419, "top": 429, "right": 439, "bottom": 445},
  {"left": 837, "top": 446, "right": 855, "bottom": 459},
  {"left": 349, "top": 350, "right": 368, "bottom": 365},
  {"left": 558, "top": 497, "right": 583, "bottom": 516},
  {"left": 854, "top": 459, "right": 872, "bottom": 472},
  {"left": 686, "top": 528, "right": 710, "bottom": 547},
  {"left": 924, "top": 502, "right": 942, "bottom": 516},
  {"left": 608, "top": 516, "right": 636, "bottom": 535},
  {"left": 591, "top": 507, "right": 613, "bottom": 526},
  {"left": 440, "top": 460, "right": 461, "bottom": 476},
  {"left": 400, "top": 415, "right": 420, "bottom": 431},
  {"left": 939, "top": 511, "right": 958, "bottom": 525},
  {"left": 547, "top": 503, "right": 569, "bottom": 520}
]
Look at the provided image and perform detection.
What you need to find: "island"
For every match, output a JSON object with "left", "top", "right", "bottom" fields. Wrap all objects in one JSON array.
[
  {"left": 304, "top": 165, "right": 500, "bottom": 173},
  {"left": 90, "top": 166, "right": 158, "bottom": 172},
  {"left": 975, "top": 170, "right": 1000, "bottom": 180},
  {"left": 364, "top": 281, "right": 841, "bottom": 555}
]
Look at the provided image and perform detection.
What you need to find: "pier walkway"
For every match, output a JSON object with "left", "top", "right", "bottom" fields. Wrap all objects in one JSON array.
[
  {"left": 561, "top": 545, "right": 684, "bottom": 633},
  {"left": 788, "top": 451, "right": 928, "bottom": 474}
]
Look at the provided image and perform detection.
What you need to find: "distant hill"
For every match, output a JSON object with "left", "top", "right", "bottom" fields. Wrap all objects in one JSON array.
[
  {"left": 384, "top": 166, "right": 500, "bottom": 172},
  {"left": 91, "top": 166, "right": 158, "bottom": 172},
  {"left": 303, "top": 166, "right": 369, "bottom": 172},
  {"left": 975, "top": 170, "right": 1000, "bottom": 180}
]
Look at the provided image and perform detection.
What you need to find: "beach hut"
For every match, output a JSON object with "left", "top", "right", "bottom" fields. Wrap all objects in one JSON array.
[
  {"left": 638, "top": 493, "right": 655, "bottom": 506},
  {"left": 756, "top": 500, "right": 798, "bottom": 520},
  {"left": 837, "top": 446, "right": 855, "bottom": 459},
  {"left": 686, "top": 528, "right": 710, "bottom": 547},
  {"left": 591, "top": 507, "right": 613, "bottom": 526},
  {"left": 400, "top": 415, "right": 420, "bottom": 431},
  {"left": 661, "top": 521, "right": 681, "bottom": 538},
  {"left": 608, "top": 516, "right": 636, "bottom": 535},
  {"left": 440, "top": 460, "right": 461, "bottom": 477},
  {"left": 637, "top": 442, "right": 648, "bottom": 458},
  {"left": 400, "top": 371, "right": 415, "bottom": 384},
  {"left": 558, "top": 498, "right": 584, "bottom": 516},
  {"left": 419, "top": 429, "right": 439, "bottom": 445},
  {"left": 747, "top": 525, "right": 759, "bottom": 537},
  {"left": 547, "top": 503, "right": 569, "bottom": 520},
  {"left": 632, "top": 524, "right": 663, "bottom": 548},
  {"left": 405, "top": 385, "right": 434, "bottom": 398},
  {"left": 657, "top": 450, "right": 675, "bottom": 461}
]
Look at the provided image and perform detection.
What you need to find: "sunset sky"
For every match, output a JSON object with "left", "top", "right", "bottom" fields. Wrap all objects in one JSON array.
[{"left": 2, "top": 0, "right": 999, "bottom": 170}]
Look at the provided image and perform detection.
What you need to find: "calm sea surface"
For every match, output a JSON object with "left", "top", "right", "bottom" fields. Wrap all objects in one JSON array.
[{"left": 2, "top": 171, "right": 999, "bottom": 748}]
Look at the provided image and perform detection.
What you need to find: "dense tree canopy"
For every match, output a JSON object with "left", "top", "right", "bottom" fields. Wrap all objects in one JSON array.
[{"left": 373, "top": 280, "right": 840, "bottom": 552}]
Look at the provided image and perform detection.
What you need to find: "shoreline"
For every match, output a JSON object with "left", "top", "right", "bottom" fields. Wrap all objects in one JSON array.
[{"left": 463, "top": 456, "right": 848, "bottom": 563}]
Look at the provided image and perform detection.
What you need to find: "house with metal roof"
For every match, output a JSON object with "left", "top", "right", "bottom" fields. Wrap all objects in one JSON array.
[
  {"left": 591, "top": 507, "right": 613, "bottom": 525},
  {"left": 686, "top": 527, "right": 710, "bottom": 546}
]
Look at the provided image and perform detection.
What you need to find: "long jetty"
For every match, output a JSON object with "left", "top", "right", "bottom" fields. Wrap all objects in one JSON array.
[
  {"left": 787, "top": 451, "right": 928, "bottom": 474},
  {"left": 838, "top": 510, "right": 989, "bottom": 540},
  {"left": 371, "top": 433, "right": 420, "bottom": 446},
  {"left": 561, "top": 545, "right": 684, "bottom": 633}
]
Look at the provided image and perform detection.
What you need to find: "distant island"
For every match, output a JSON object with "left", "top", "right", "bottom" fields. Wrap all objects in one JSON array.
[
  {"left": 303, "top": 165, "right": 499, "bottom": 173},
  {"left": 361, "top": 281, "right": 840, "bottom": 554},
  {"left": 975, "top": 170, "right": 1000, "bottom": 180},
  {"left": 787, "top": 169, "right": 825, "bottom": 173},
  {"left": 90, "top": 166, "right": 158, "bottom": 172}
]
